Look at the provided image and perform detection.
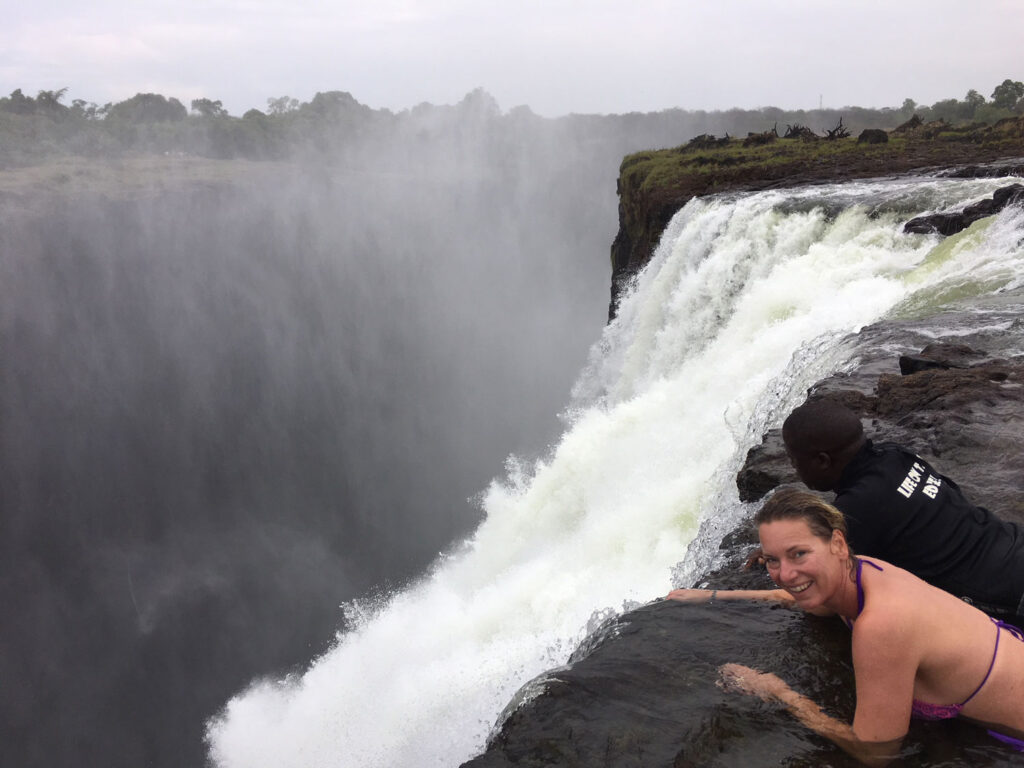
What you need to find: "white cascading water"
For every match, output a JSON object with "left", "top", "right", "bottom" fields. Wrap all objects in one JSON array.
[{"left": 206, "top": 176, "right": 1024, "bottom": 768}]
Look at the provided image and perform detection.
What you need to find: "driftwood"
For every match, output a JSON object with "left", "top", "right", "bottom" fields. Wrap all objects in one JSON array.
[
  {"left": 685, "top": 133, "right": 731, "bottom": 150},
  {"left": 893, "top": 114, "right": 924, "bottom": 134},
  {"left": 825, "top": 117, "right": 850, "bottom": 140},
  {"left": 743, "top": 124, "right": 779, "bottom": 147},
  {"left": 784, "top": 123, "right": 818, "bottom": 140}
]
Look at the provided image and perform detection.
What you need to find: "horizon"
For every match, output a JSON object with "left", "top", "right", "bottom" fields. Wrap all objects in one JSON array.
[
  {"left": 3, "top": 82, "right": 1016, "bottom": 122},
  {"left": 4, "top": 1, "right": 1023, "bottom": 120}
]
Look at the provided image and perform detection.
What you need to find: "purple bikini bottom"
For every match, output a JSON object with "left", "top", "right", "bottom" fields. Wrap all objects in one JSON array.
[{"left": 987, "top": 729, "right": 1024, "bottom": 751}]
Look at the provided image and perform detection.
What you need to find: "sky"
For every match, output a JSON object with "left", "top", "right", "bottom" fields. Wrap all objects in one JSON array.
[{"left": 3, "top": 0, "right": 1023, "bottom": 118}]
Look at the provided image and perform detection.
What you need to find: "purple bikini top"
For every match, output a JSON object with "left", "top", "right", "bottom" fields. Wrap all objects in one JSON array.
[
  {"left": 844, "top": 558, "right": 1024, "bottom": 722},
  {"left": 912, "top": 618, "right": 1024, "bottom": 720}
]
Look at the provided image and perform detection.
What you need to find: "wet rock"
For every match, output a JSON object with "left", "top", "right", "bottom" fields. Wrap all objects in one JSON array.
[
  {"left": 899, "top": 355, "right": 955, "bottom": 374},
  {"left": 904, "top": 183, "right": 1024, "bottom": 236},
  {"left": 903, "top": 212, "right": 965, "bottom": 236},
  {"left": 941, "top": 162, "right": 1024, "bottom": 179},
  {"left": 463, "top": 591, "right": 855, "bottom": 768}
]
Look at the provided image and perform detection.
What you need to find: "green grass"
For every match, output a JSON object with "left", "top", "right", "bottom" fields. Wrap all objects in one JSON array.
[{"left": 620, "top": 136, "right": 910, "bottom": 196}]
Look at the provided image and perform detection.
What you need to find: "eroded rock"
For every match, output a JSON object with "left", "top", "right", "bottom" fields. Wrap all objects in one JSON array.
[{"left": 904, "top": 183, "right": 1024, "bottom": 236}]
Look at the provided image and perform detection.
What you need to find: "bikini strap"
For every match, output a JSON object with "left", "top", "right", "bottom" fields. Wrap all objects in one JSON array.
[
  {"left": 854, "top": 558, "right": 884, "bottom": 617},
  {"left": 995, "top": 619, "right": 1024, "bottom": 643},
  {"left": 961, "top": 618, "right": 1005, "bottom": 706}
]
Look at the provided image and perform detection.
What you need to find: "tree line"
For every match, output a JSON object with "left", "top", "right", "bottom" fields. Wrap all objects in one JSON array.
[{"left": 1, "top": 79, "right": 1021, "bottom": 168}]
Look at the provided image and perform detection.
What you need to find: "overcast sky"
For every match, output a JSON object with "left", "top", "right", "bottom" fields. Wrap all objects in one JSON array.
[{"left": 3, "top": 0, "right": 1022, "bottom": 118}]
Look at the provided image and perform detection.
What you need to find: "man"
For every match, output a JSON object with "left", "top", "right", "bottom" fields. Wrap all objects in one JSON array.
[{"left": 775, "top": 398, "right": 1024, "bottom": 622}]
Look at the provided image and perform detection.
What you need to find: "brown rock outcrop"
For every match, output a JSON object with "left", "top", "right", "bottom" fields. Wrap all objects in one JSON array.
[
  {"left": 904, "top": 183, "right": 1024, "bottom": 236},
  {"left": 737, "top": 341, "right": 1024, "bottom": 521}
]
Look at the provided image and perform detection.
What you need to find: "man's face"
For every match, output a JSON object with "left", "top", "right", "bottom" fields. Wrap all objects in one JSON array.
[{"left": 783, "top": 436, "right": 834, "bottom": 492}]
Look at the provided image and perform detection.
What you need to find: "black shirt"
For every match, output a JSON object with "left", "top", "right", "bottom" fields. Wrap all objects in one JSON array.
[{"left": 835, "top": 440, "right": 1024, "bottom": 613}]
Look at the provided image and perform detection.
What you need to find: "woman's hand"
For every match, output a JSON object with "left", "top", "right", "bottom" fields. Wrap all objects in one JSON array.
[
  {"left": 743, "top": 547, "right": 765, "bottom": 570},
  {"left": 718, "top": 663, "right": 790, "bottom": 702}
]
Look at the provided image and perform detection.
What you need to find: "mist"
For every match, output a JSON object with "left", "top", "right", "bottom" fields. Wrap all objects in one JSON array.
[
  {"left": 0, "top": 91, "right": 654, "bottom": 768},
  {"left": 0, "top": 85, "right": 960, "bottom": 767}
]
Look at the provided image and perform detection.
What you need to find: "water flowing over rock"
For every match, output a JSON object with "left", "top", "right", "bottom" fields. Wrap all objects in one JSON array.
[
  {"left": 609, "top": 119, "right": 1024, "bottom": 317},
  {"left": 464, "top": 176, "right": 1024, "bottom": 768}
]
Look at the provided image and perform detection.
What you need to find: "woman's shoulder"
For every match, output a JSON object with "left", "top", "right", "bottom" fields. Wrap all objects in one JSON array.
[
  {"left": 856, "top": 557, "right": 985, "bottom": 636},
  {"left": 854, "top": 559, "right": 934, "bottom": 630}
]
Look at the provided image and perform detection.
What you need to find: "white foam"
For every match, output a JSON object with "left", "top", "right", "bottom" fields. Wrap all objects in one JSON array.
[{"left": 207, "top": 176, "right": 1024, "bottom": 768}]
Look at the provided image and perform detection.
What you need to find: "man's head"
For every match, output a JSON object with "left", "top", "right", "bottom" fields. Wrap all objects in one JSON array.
[{"left": 781, "top": 399, "right": 866, "bottom": 492}]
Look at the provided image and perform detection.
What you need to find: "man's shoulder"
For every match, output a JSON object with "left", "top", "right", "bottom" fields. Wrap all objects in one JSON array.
[
  {"left": 835, "top": 442, "right": 924, "bottom": 513},
  {"left": 841, "top": 441, "right": 919, "bottom": 486},
  {"left": 863, "top": 440, "right": 919, "bottom": 462}
]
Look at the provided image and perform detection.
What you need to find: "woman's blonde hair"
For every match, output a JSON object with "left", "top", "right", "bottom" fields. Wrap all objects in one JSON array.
[{"left": 754, "top": 486, "right": 848, "bottom": 542}]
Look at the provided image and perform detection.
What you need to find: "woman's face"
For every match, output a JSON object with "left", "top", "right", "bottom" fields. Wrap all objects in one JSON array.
[{"left": 759, "top": 518, "right": 847, "bottom": 609}]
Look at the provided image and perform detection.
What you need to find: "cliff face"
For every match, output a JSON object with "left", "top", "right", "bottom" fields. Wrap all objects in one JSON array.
[{"left": 609, "top": 116, "right": 1024, "bottom": 317}]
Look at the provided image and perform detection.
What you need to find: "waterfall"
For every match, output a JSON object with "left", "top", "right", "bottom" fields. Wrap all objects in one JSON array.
[{"left": 206, "top": 175, "right": 1024, "bottom": 768}]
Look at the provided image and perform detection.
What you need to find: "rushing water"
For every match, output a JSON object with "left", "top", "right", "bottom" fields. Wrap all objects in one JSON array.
[{"left": 207, "top": 176, "right": 1024, "bottom": 768}]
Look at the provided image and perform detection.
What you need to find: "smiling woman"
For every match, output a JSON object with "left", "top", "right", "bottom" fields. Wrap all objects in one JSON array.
[{"left": 669, "top": 488, "right": 1024, "bottom": 765}]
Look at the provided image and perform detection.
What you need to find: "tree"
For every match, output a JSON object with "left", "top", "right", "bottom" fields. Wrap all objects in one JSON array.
[
  {"left": 33, "top": 88, "right": 71, "bottom": 120},
  {"left": 190, "top": 98, "right": 228, "bottom": 118},
  {"left": 303, "top": 91, "right": 363, "bottom": 117},
  {"left": 266, "top": 96, "right": 300, "bottom": 115},
  {"left": 928, "top": 98, "right": 962, "bottom": 123},
  {"left": 990, "top": 79, "right": 1024, "bottom": 111},
  {"left": 36, "top": 88, "right": 68, "bottom": 106},
  {"left": 0, "top": 88, "right": 36, "bottom": 115},
  {"left": 71, "top": 99, "right": 101, "bottom": 120},
  {"left": 107, "top": 93, "right": 187, "bottom": 123},
  {"left": 963, "top": 89, "right": 986, "bottom": 118}
]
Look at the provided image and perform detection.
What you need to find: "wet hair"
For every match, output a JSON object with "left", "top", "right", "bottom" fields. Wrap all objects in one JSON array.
[
  {"left": 754, "top": 486, "right": 848, "bottom": 542},
  {"left": 781, "top": 399, "right": 864, "bottom": 455}
]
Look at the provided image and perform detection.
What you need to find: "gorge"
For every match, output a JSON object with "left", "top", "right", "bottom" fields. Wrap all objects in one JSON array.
[{"left": 3, "top": 102, "right": 1024, "bottom": 768}]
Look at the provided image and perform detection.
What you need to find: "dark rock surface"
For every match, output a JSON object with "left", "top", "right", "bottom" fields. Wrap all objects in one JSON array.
[
  {"left": 464, "top": 598, "right": 859, "bottom": 768},
  {"left": 904, "top": 183, "right": 1024, "bottom": 236}
]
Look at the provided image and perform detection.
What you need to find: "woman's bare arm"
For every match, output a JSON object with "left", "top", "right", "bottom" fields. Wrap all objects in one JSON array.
[
  {"left": 719, "top": 664, "right": 903, "bottom": 767},
  {"left": 666, "top": 587, "right": 796, "bottom": 605}
]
